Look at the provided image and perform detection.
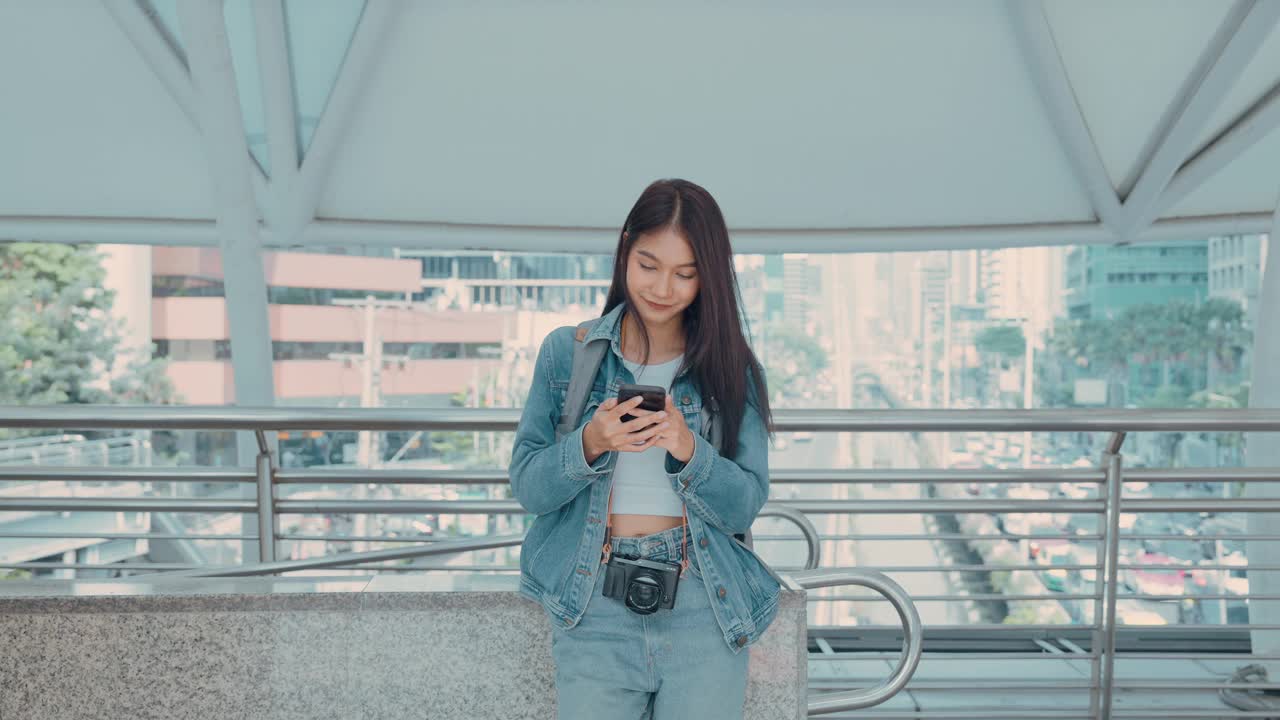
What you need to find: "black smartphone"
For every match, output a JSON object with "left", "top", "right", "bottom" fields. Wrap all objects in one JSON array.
[{"left": 618, "top": 383, "right": 666, "bottom": 423}]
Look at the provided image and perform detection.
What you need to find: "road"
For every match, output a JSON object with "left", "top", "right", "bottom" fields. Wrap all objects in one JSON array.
[{"left": 757, "top": 431, "right": 962, "bottom": 627}]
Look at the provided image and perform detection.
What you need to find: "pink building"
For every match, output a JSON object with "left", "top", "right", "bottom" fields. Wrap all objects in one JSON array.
[{"left": 149, "top": 248, "right": 507, "bottom": 407}]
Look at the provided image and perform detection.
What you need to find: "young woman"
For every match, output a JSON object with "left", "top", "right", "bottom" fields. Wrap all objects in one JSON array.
[{"left": 509, "top": 179, "right": 781, "bottom": 719}]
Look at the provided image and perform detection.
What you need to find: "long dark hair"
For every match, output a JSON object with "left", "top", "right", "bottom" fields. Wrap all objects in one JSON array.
[{"left": 603, "top": 179, "right": 772, "bottom": 457}]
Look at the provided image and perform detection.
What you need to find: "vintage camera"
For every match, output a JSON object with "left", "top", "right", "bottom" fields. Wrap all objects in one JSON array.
[{"left": 602, "top": 554, "right": 681, "bottom": 615}]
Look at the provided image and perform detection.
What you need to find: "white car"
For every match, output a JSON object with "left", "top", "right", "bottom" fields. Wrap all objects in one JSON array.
[{"left": 793, "top": 431, "right": 814, "bottom": 442}]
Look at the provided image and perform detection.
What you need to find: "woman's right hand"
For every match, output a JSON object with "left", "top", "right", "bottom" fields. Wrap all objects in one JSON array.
[{"left": 582, "top": 395, "right": 669, "bottom": 464}]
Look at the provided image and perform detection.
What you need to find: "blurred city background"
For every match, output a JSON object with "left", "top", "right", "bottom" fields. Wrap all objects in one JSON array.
[{"left": 2, "top": 236, "right": 1268, "bottom": 631}]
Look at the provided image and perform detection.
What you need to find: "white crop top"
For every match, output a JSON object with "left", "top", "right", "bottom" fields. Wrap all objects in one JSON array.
[{"left": 610, "top": 353, "right": 685, "bottom": 517}]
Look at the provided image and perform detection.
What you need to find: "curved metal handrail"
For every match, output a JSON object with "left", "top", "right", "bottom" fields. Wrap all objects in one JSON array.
[
  {"left": 789, "top": 568, "right": 923, "bottom": 714},
  {"left": 757, "top": 506, "right": 822, "bottom": 570},
  {"left": 146, "top": 508, "right": 822, "bottom": 576}
]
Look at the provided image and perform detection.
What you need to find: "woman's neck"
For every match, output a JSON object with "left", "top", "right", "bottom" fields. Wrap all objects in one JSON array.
[{"left": 621, "top": 311, "right": 684, "bottom": 361}]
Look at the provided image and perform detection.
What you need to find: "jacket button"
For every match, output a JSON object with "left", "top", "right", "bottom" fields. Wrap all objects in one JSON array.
[
  {"left": 699, "top": 537, "right": 708, "bottom": 548},
  {"left": 681, "top": 395, "right": 692, "bottom": 405},
  {"left": 736, "top": 635, "right": 748, "bottom": 647},
  {"left": 718, "top": 586, "right": 727, "bottom": 599}
]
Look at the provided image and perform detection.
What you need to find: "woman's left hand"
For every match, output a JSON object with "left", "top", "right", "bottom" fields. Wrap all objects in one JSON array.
[{"left": 653, "top": 395, "right": 695, "bottom": 464}]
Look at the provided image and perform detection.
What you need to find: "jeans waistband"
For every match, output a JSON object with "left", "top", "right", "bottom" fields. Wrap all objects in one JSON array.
[{"left": 610, "top": 524, "right": 691, "bottom": 565}]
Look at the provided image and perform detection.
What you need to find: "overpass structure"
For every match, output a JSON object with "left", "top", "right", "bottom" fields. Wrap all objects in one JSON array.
[{"left": 5, "top": 2, "right": 1280, "bottom": 717}]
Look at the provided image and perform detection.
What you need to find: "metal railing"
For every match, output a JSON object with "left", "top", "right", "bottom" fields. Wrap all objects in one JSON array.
[
  {"left": 793, "top": 568, "right": 923, "bottom": 714},
  {"left": 0, "top": 431, "right": 150, "bottom": 467},
  {"left": 2, "top": 405, "right": 1280, "bottom": 718}
]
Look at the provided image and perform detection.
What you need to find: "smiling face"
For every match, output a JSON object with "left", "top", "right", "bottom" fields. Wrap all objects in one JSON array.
[{"left": 625, "top": 227, "right": 701, "bottom": 324}]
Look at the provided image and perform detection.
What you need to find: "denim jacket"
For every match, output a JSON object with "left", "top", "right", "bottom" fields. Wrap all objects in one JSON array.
[{"left": 509, "top": 302, "right": 782, "bottom": 653}]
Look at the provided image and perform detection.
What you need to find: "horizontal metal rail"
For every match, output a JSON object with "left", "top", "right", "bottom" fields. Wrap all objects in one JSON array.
[
  {"left": 0, "top": 498, "right": 258, "bottom": 512},
  {"left": 0, "top": 467, "right": 254, "bottom": 483},
  {"left": 0, "top": 532, "right": 258, "bottom": 541},
  {"left": 5, "top": 464, "right": 1272, "bottom": 487},
  {"left": 144, "top": 534, "right": 526, "bottom": 578},
  {"left": 7, "top": 405, "right": 1280, "bottom": 432},
  {"left": 9, "top": 494, "right": 1280, "bottom": 516},
  {"left": 273, "top": 466, "right": 1108, "bottom": 485}
]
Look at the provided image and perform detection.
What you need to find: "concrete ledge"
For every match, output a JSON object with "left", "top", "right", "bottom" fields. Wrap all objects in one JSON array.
[{"left": 0, "top": 574, "right": 807, "bottom": 719}]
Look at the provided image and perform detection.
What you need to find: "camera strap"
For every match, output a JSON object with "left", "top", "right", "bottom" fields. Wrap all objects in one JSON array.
[{"left": 601, "top": 488, "right": 691, "bottom": 578}]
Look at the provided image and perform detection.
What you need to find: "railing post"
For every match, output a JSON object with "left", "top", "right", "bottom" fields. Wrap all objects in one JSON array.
[
  {"left": 254, "top": 431, "right": 277, "bottom": 563},
  {"left": 1095, "top": 432, "right": 1126, "bottom": 720}
]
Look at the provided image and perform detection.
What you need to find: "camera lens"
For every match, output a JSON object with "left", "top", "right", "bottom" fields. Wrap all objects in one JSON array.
[{"left": 625, "top": 572, "right": 663, "bottom": 615}]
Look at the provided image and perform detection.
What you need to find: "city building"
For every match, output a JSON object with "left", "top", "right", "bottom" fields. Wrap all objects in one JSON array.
[
  {"left": 403, "top": 250, "right": 612, "bottom": 311},
  {"left": 760, "top": 253, "right": 822, "bottom": 332},
  {"left": 1209, "top": 234, "right": 1269, "bottom": 330},
  {"left": 1065, "top": 240, "right": 1209, "bottom": 319},
  {"left": 142, "top": 247, "right": 506, "bottom": 407}
]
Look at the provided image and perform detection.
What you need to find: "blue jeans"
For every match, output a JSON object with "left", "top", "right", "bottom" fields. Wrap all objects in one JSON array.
[{"left": 549, "top": 524, "right": 749, "bottom": 720}]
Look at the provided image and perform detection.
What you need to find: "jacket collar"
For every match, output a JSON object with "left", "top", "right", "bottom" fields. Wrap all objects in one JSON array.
[
  {"left": 588, "top": 302, "right": 694, "bottom": 382},
  {"left": 584, "top": 302, "right": 626, "bottom": 346}
]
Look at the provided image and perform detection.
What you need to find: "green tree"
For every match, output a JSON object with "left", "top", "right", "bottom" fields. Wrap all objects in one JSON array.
[
  {"left": 0, "top": 243, "right": 175, "bottom": 428},
  {"left": 1045, "top": 299, "right": 1250, "bottom": 408},
  {"left": 1049, "top": 315, "right": 1134, "bottom": 405},
  {"left": 975, "top": 324, "right": 1026, "bottom": 361},
  {"left": 1197, "top": 298, "right": 1251, "bottom": 382}
]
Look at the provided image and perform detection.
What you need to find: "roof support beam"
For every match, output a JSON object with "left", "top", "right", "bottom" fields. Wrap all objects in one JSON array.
[
  {"left": 101, "top": 0, "right": 195, "bottom": 121},
  {"left": 1114, "top": 0, "right": 1280, "bottom": 238},
  {"left": 278, "top": 1, "right": 398, "bottom": 245},
  {"left": 6, "top": 213, "right": 1275, "bottom": 254},
  {"left": 1006, "top": 0, "right": 1122, "bottom": 235},
  {"left": 102, "top": 0, "right": 271, "bottom": 214},
  {"left": 0, "top": 217, "right": 221, "bottom": 245},
  {"left": 302, "top": 213, "right": 1277, "bottom": 254},
  {"left": 1242, "top": 181, "right": 1280, "bottom": 679},
  {"left": 250, "top": 0, "right": 299, "bottom": 228},
  {"left": 1156, "top": 78, "right": 1280, "bottom": 217},
  {"left": 177, "top": 0, "right": 276, "bottom": 458}
]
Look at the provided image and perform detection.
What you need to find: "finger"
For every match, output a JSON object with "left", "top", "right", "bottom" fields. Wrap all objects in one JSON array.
[
  {"left": 608, "top": 395, "right": 646, "bottom": 418},
  {"left": 615, "top": 419, "right": 667, "bottom": 449},
  {"left": 600, "top": 397, "right": 618, "bottom": 410},
  {"left": 622, "top": 411, "right": 666, "bottom": 433},
  {"left": 621, "top": 430, "right": 664, "bottom": 452},
  {"left": 629, "top": 420, "right": 669, "bottom": 443},
  {"left": 614, "top": 394, "right": 655, "bottom": 422}
]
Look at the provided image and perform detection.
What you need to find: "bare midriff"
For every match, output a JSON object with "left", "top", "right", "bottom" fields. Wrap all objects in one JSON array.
[{"left": 610, "top": 513, "right": 686, "bottom": 537}]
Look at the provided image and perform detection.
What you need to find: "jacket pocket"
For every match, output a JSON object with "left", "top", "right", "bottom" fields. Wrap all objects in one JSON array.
[
  {"left": 523, "top": 508, "right": 573, "bottom": 591},
  {"left": 730, "top": 534, "right": 783, "bottom": 598}
]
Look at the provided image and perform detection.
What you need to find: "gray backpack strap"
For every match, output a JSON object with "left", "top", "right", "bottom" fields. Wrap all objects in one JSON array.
[
  {"left": 701, "top": 401, "right": 722, "bottom": 455},
  {"left": 555, "top": 320, "right": 609, "bottom": 441},
  {"left": 701, "top": 398, "right": 749, "bottom": 547}
]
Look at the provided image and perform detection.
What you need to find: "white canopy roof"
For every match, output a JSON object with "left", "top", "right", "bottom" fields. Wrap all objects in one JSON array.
[{"left": 3, "top": 0, "right": 1280, "bottom": 254}]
